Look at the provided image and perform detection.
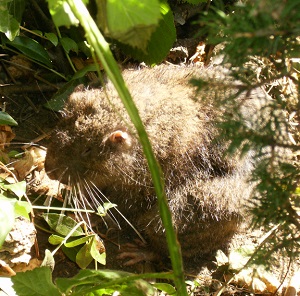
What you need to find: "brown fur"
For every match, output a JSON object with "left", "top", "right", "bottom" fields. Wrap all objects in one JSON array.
[{"left": 45, "top": 65, "right": 253, "bottom": 262}]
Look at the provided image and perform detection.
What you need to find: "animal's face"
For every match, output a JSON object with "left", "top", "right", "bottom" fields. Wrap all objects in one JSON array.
[{"left": 44, "top": 89, "right": 144, "bottom": 189}]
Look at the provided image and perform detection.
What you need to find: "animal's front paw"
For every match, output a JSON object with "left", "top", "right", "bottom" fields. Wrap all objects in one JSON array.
[{"left": 116, "top": 239, "right": 160, "bottom": 266}]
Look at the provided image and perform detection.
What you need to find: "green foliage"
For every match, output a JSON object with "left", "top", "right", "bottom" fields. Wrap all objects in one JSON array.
[
  {"left": 97, "top": 0, "right": 161, "bottom": 50},
  {"left": 12, "top": 267, "right": 174, "bottom": 295},
  {"left": 0, "top": 197, "right": 15, "bottom": 247},
  {"left": 2, "top": 35, "right": 53, "bottom": 68},
  {"left": 44, "top": 213, "right": 106, "bottom": 268},
  {"left": 0, "top": 0, "right": 25, "bottom": 40},
  {"left": 47, "top": 0, "right": 89, "bottom": 27},
  {"left": 119, "top": 2, "right": 176, "bottom": 65},
  {"left": 0, "top": 111, "right": 18, "bottom": 126},
  {"left": 12, "top": 267, "right": 61, "bottom": 296},
  {"left": 0, "top": 180, "right": 31, "bottom": 247},
  {"left": 197, "top": 0, "right": 300, "bottom": 265}
]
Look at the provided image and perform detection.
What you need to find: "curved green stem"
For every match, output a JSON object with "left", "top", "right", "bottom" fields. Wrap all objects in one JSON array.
[{"left": 66, "top": 0, "right": 188, "bottom": 294}]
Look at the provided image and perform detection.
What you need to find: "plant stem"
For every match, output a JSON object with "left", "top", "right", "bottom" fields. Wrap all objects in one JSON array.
[{"left": 66, "top": 0, "right": 188, "bottom": 294}]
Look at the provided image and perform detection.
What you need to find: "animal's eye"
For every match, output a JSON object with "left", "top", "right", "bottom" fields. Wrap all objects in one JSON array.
[{"left": 81, "top": 147, "right": 91, "bottom": 157}]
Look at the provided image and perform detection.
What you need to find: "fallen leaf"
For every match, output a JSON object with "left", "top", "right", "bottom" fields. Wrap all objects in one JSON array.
[
  {"left": 13, "top": 147, "right": 46, "bottom": 180},
  {"left": 0, "top": 125, "right": 15, "bottom": 150}
]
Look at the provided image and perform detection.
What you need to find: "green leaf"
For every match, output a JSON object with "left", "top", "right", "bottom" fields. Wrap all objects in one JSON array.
[
  {"left": 119, "top": 2, "right": 176, "bottom": 65},
  {"left": 64, "top": 235, "right": 92, "bottom": 247},
  {"left": 0, "top": 0, "right": 25, "bottom": 41},
  {"left": 5, "top": 36, "right": 52, "bottom": 68},
  {"left": 47, "top": 0, "right": 79, "bottom": 27},
  {"left": 228, "top": 245, "right": 256, "bottom": 270},
  {"left": 12, "top": 267, "right": 60, "bottom": 296},
  {"left": 45, "top": 32, "right": 58, "bottom": 46},
  {"left": 76, "top": 239, "right": 94, "bottom": 269},
  {"left": 60, "top": 36, "right": 78, "bottom": 54},
  {"left": 0, "top": 111, "right": 18, "bottom": 126},
  {"left": 43, "top": 213, "right": 85, "bottom": 236},
  {"left": 47, "top": 0, "right": 89, "bottom": 27},
  {"left": 72, "top": 235, "right": 106, "bottom": 268},
  {"left": 44, "top": 77, "right": 88, "bottom": 111},
  {"left": 14, "top": 200, "right": 31, "bottom": 219},
  {"left": 61, "top": 243, "right": 81, "bottom": 262},
  {"left": 3, "top": 181, "right": 26, "bottom": 198},
  {"left": 97, "top": 202, "right": 117, "bottom": 216},
  {"left": 90, "top": 236, "right": 106, "bottom": 265},
  {"left": 153, "top": 283, "right": 177, "bottom": 294},
  {"left": 0, "top": 199, "right": 15, "bottom": 247},
  {"left": 97, "top": 0, "right": 161, "bottom": 50},
  {"left": 55, "top": 269, "right": 154, "bottom": 295},
  {"left": 41, "top": 249, "right": 55, "bottom": 271},
  {"left": 48, "top": 234, "right": 64, "bottom": 245},
  {"left": 72, "top": 63, "right": 99, "bottom": 79}
]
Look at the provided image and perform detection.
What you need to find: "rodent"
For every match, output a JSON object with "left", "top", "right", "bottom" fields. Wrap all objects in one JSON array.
[{"left": 45, "top": 65, "right": 254, "bottom": 265}]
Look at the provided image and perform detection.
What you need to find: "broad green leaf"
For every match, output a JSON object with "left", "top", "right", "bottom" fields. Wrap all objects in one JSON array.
[
  {"left": 90, "top": 236, "right": 106, "bottom": 265},
  {"left": 12, "top": 267, "right": 60, "bottom": 296},
  {"left": 0, "top": 111, "right": 18, "bottom": 126},
  {"left": 119, "top": 2, "right": 176, "bottom": 65},
  {"left": 0, "top": 0, "right": 25, "bottom": 41},
  {"left": 61, "top": 243, "right": 82, "bottom": 262},
  {"left": 76, "top": 239, "right": 94, "bottom": 269},
  {"left": 3, "top": 181, "right": 26, "bottom": 198},
  {"left": 5, "top": 36, "right": 52, "bottom": 68},
  {"left": 74, "top": 235, "right": 106, "bottom": 269},
  {"left": 0, "top": 195, "right": 30, "bottom": 222},
  {"left": 56, "top": 269, "right": 154, "bottom": 295},
  {"left": 97, "top": 0, "right": 161, "bottom": 50},
  {"left": 48, "top": 234, "right": 64, "bottom": 245},
  {"left": 55, "top": 269, "right": 124, "bottom": 294},
  {"left": 47, "top": 0, "right": 78, "bottom": 27},
  {"left": 43, "top": 213, "right": 85, "bottom": 236},
  {"left": 8, "top": 0, "right": 25, "bottom": 23},
  {"left": 0, "top": 199, "right": 15, "bottom": 247},
  {"left": 153, "top": 283, "right": 176, "bottom": 294},
  {"left": 60, "top": 36, "right": 78, "bottom": 54},
  {"left": 45, "top": 32, "right": 58, "bottom": 46},
  {"left": 47, "top": 0, "right": 89, "bottom": 27},
  {"left": 14, "top": 200, "right": 31, "bottom": 219}
]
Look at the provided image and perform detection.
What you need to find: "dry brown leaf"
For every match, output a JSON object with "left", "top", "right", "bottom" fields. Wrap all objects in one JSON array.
[
  {"left": 284, "top": 269, "right": 300, "bottom": 296},
  {"left": 231, "top": 266, "right": 281, "bottom": 293},
  {"left": 13, "top": 258, "right": 42, "bottom": 273},
  {"left": 13, "top": 147, "right": 46, "bottom": 180},
  {"left": 0, "top": 125, "right": 15, "bottom": 150},
  {"left": 7, "top": 55, "right": 33, "bottom": 80},
  {"left": 189, "top": 41, "right": 206, "bottom": 64}
]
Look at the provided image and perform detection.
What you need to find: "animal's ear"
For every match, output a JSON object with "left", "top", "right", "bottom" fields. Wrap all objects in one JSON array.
[
  {"left": 73, "top": 84, "right": 85, "bottom": 92},
  {"left": 108, "top": 130, "right": 132, "bottom": 148}
]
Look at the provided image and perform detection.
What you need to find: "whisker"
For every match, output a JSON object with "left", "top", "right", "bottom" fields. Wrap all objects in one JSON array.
[{"left": 89, "top": 180, "right": 146, "bottom": 243}]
